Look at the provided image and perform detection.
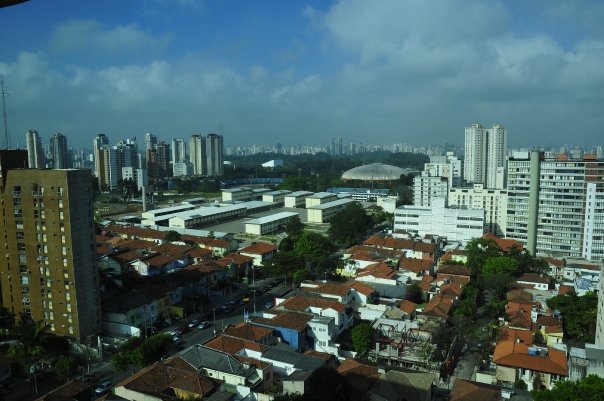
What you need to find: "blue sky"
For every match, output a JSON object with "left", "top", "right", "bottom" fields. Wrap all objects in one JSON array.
[{"left": 0, "top": 0, "right": 603, "bottom": 150}]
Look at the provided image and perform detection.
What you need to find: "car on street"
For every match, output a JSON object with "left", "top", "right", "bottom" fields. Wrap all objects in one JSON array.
[
  {"left": 220, "top": 305, "right": 233, "bottom": 313},
  {"left": 95, "top": 380, "right": 112, "bottom": 396},
  {"left": 187, "top": 319, "right": 200, "bottom": 328},
  {"left": 197, "top": 321, "right": 210, "bottom": 329},
  {"left": 264, "top": 301, "right": 273, "bottom": 309},
  {"left": 227, "top": 299, "right": 237, "bottom": 306}
]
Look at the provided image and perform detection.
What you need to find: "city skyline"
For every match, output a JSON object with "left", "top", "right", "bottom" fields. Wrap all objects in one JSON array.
[{"left": 0, "top": 1, "right": 602, "bottom": 149}]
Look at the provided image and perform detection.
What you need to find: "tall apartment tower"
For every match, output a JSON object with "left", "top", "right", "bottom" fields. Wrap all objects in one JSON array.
[
  {"left": 26, "top": 130, "right": 45, "bottom": 168},
  {"left": 93, "top": 134, "right": 109, "bottom": 178},
  {"left": 0, "top": 150, "right": 101, "bottom": 339},
  {"left": 206, "top": 133, "right": 223, "bottom": 177},
  {"left": 171, "top": 139, "right": 187, "bottom": 163},
  {"left": 50, "top": 133, "right": 69, "bottom": 169},
  {"left": 463, "top": 123, "right": 506, "bottom": 188},
  {"left": 506, "top": 151, "right": 604, "bottom": 262},
  {"left": 145, "top": 133, "right": 157, "bottom": 151},
  {"left": 189, "top": 134, "right": 206, "bottom": 176}
]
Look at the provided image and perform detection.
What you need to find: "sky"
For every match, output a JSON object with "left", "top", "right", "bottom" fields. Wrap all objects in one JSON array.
[{"left": 0, "top": 0, "right": 603, "bottom": 150}]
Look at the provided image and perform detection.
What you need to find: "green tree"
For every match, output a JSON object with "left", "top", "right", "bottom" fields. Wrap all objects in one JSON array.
[
  {"left": 465, "top": 237, "right": 502, "bottom": 278},
  {"left": 285, "top": 216, "right": 305, "bottom": 241},
  {"left": 328, "top": 203, "right": 373, "bottom": 246},
  {"left": 135, "top": 334, "right": 173, "bottom": 366},
  {"left": 547, "top": 292, "right": 598, "bottom": 342},
  {"left": 164, "top": 230, "right": 181, "bottom": 242},
  {"left": 351, "top": 323, "right": 375, "bottom": 355},
  {"left": 278, "top": 236, "right": 295, "bottom": 251},
  {"left": 483, "top": 256, "right": 520, "bottom": 278},
  {"left": 262, "top": 251, "right": 305, "bottom": 278},
  {"left": 292, "top": 269, "right": 310, "bottom": 284},
  {"left": 0, "top": 306, "right": 15, "bottom": 331},
  {"left": 532, "top": 374, "right": 604, "bottom": 401},
  {"left": 54, "top": 356, "right": 76, "bottom": 382},
  {"left": 295, "top": 232, "right": 335, "bottom": 268}
]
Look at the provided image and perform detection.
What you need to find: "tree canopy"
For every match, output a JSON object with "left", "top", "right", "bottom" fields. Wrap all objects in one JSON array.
[
  {"left": 351, "top": 323, "right": 375, "bottom": 355},
  {"left": 328, "top": 202, "right": 373, "bottom": 246},
  {"left": 546, "top": 292, "right": 597, "bottom": 342},
  {"left": 533, "top": 374, "right": 604, "bottom": 401},
  {"left": 483, "top": 256, "right": 520, "bottom": 278},
  {"left": 285, "top": 215, "right": 305, "bottom": 241},
  {"left": 295, "top": 232, "right": 335, "bottom": 268},
  {"left": 164, "top": 230, "right": 181, "bottom": 242}
]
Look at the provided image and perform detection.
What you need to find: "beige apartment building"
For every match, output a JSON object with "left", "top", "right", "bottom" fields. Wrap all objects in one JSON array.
[{"left": 0, "top": 150, "right": 101, "bottom": 339}]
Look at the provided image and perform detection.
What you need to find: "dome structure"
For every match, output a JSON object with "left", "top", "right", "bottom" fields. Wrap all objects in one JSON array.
[{"left": 341, "top": 163, "right": 407, "bottom": 182}]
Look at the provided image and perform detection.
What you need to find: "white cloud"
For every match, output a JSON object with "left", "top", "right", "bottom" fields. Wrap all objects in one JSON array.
[{"left": 50, "top": 19, "right": 171, "bottom": 53}]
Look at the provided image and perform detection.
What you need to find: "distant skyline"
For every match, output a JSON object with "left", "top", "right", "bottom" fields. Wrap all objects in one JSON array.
[{"left": 1, "top": 0, "right": 603, "bottom": 149}]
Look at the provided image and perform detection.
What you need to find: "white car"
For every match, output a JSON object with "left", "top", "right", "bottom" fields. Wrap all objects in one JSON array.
[
  {"left": 197, "top": 321, "right": 210, "bottom": 329},
  {"left": 264, "top": 301, "right": 273, "bottom": 309},
  {"left": 95, "top": 380, "right": 112, "bottom": 395}
]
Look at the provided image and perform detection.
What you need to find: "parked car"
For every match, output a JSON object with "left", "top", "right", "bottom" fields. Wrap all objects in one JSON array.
[
  {"left": 264, "top": 301, "right": 273, "bottom": 309},
  {"left": 187, "top": 319, "right": 200, "bottom": 328},
  {"left": 220, "top": 305, "right": 233, "bottom": 313},
  {"left": 197, "top": 321, "right": 210, "bottom": 329},
  {"left": 95, "top": 380, "right": 112, "bottom": 396}
]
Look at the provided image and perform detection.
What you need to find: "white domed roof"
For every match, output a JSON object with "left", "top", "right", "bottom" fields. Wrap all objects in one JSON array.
[{"left": 341, "top": 163, "right": 407, "bottom": 181}]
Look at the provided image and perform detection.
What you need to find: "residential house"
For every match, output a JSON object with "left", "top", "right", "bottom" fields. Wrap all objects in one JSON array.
[
  {"left": 102, "top": 291, "right": 159, "bottom": 336},
  {"left": 356, "top": 262, "right": 400, "bottom": 286},
  {"left": 367, "top": 368, "right": 435, "bottom": 401},
  {"left": 450, "top": 379, "right": 532, "bottom": 401},
  {"left": 337, "top": 358, "right": 380, "bottom": 401},
  {"left": 223, "top": 323, "right": 275, "bottom": 346},
  {"left": 253, "top": 311, "right": 313, "bottom": 352},
  {"left": 493, "top": 327, "right": 568, "bottom": 390},
  {"left": 300, "top": 281, "right": 353, "bottom": 305},
  {"left": 275, "top": 294, "right": 352, "bottom": 335},
  {"left": 35, "top": 379, "right": 95, "bottom": 401},
  {"left": 481, "top": 232, "right": 524, "bottom": 253},
  {"left": 239, "top": 243, "right": 278, "bottom": 266},
  {"left": 516, "top": 273, "right": 551, "bottom": 291},
  {"left": 344, "top": 280, "right": 377, "bottom": 310}
]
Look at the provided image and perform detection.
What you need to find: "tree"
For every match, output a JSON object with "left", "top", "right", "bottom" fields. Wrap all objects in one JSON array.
[
  {"left": 351, "top": 323, "right": 375, "bottom": 355},
  {"left": 278, "top": 236, "right": 295, "bottom": 251},
  {"left": 135, "top": 334, "right": 172, "bottom": 366},
  {"left": 465, "top": 237, "right": 502, "bottom": 277},
  {"left": 117, "top": 178, "right": 139, "bottom": 202},
  {"left": 405, "top": 283, "right": 423, "bottom": 303},
  {"left": 295, "top": 232, "right": 335, "bottom": 268},
  {"left": 328, "top": 203, "right": 373, "bottom": 246},
  {"left": 262, "top": 251, "right": 305, "bottom": 278},
  {"left": 0, "top": 306, "right": 15, "bottom": 331},
  {"left": 292, "top": 269, "right": 310, "bottom": 284},
  {"left": 532, "top": 374, "right": 604, "bottom": 401},
  {"left": 547, "top": 292, "right": 598, "bottom": 342},
  {"left": 164, "top": 230, "right": 181, "bottom": 242},
  {"left": 54, "top": 356, "right": 76, "bottom": 382},
  {"left": 285, "top": 216, "right": 305, "bottom": 241},
  {"left": 483, "top": 256, "right": 520, "bottom": 278}
]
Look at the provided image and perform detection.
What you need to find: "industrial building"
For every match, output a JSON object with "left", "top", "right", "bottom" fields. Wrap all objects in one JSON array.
[
  {"left": 244, "top": 212, "right": 299, "bottom": 235},
  {"left": 305, "top": 192, "right": 338, "bottom": 208},
  {"left": 284, "top": 191, "right": 314, "bottom": 208},
  {"left": 307, "top": 198, "right": 355, "bottom": 223}
]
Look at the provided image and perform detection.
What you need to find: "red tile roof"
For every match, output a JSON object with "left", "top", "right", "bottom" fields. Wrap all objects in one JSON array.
[
  {"left": 203, "top": 334, "right": 268, "bottom": 354},
  {"left": 239, "top": 242, "right": 277, "bottom": 255},
  {"left": 344, "top": 280, "right": 376, "bottom": 296},
  {"left": 422, "top": 294, "right": 453, "bottom": 319},
  {"left": 310, "top": 282, "right": 351, "bottom": 297},
  {"left": 437, "top": 265, "right": 471, "bottom": 277},
  {"left": 337, "top": 358, "right": 380, "bottom": 397},
  {"left": 278, "top": 295, "right": 346, "bottom": 313},
  {"left": 399, "top": 257, "right": 433, "bottom": 273},
  {"left": 493, "top": 328, "right": 567, "bottom": 376},
  {"left": 399, "top": 300, "right": 417, "bottom": 314},
  {"left": 450, "top": 379, "right": 502, "bottom": 401},
  {"left": 357, "top": 262, "right": 396, "bottom": 280},
  {"left": 481, "top": 233, "right": 524, "bottom": 252},
  {"left": 224, "top": 323, "right": 273, "bottom": 342},
  {"left": 517, "top": 273, "right": 551, "bottom": 285},
  {"left": 253, "top": 311, "right": 313, "bottom": 332},
  {"left": 558, "top": 285, "right": 575, "bottom": 295}
]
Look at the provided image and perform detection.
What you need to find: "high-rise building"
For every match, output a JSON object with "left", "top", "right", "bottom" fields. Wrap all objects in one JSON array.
[
  {"left": 50, "top": 133, "right": 69, "bottom": 169},
  {"left": 506, "top": 151, "right": 604, "bottom": 262},
  {"left": 189, "top": 134, "right": 206, "bottom": 176},
  {"left": 93, "top": 134, "right": 109, "bottom": 179},
  {"left": 171, "top": 139, "right": 187, "bottom": 163},
  {"left": 147, "top": 141, "right": 169, "bottom": 181},
  {"left": 206, "top": 133, "right": 223, "bottom": 177},
  {"left": 145, "top": 133, "right": 157, "bottom": 151},
  {"left": 0, "top": 150, "right": 101, "bottom": 339},
  {"left": 464, "top": 123, "right": 506, "bottom": 188},
  {"left": 413, "top": 172, "right": 449, "bottom": 207},
  {"left": 25, "top": 130, "right": 45, "bottom": 168}
]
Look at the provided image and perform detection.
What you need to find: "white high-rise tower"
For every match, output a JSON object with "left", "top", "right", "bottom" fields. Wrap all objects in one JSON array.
[{"left": 25, "top": 129, "right": 44, "bottom": 168}]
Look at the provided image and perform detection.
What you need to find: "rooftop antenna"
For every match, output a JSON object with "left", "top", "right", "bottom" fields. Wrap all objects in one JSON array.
[{"left": 1, "top": 77, "right": 10, "bottom": 149}]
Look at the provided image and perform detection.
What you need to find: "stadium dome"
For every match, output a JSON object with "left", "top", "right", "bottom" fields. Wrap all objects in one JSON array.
[{"left": 341, "top": 163, "right": 407, "bottom": 182}]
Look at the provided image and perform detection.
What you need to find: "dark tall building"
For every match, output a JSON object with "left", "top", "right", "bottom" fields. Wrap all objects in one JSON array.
[
  {"left": 206, "top": 133, "right": 223, "bottom": 177},
  {"left": 0, "top": 150, "right": 100, "bottom": 339},
  {"left": 50, "top": 132, "right": 69, "bottom": 169}
]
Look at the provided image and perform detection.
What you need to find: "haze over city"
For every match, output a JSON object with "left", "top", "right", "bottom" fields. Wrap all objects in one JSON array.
[{"left": 1, "top": 0, "right": 603, "bottom": 149}]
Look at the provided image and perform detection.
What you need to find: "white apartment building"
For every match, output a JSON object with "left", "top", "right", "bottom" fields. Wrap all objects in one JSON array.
[
  {"left": 464, "top": 123, "right": 507, "bottom": 189},
  {"left": 305, "top": 192, "right": 337, "bottom": 208},
  {"left": 413, "top": 172, "right": 449, "bottom": 206},
  {"left": 424, "top": 152, "right": 462, "bottom": 187},
  {"left": 262, "top": 190, "right": 292, "bottom": 205},
  {"left": 221, "top": 187, "right": 252, "bottom": 202},
  {"left": 394, "top": 197, "right": 484, "bottom": 243},
  {"left": 448, "top": 184, "right": 507, "bottom": 236},
  {"left": 245, "top": 212, "right": 299, "bottom": 235},
  {"left": 507, "top": 151, "right": 604, "bottom": 262}
]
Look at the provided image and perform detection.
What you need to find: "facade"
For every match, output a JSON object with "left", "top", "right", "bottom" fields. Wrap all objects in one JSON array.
[
  {"left": 0, "top": 153, "right": 101, "bottom": 339},
  {"left": 26, "top": 129, "right": 45, "bottom": 168},
  {"left": 596, "top": 261, "right": 604, "bottom": 345},
  {"left": 307, "top": 198, "right": 355, "bottom": 223},
  {"left": 448, "top": 184, "right": 508, "bottom": 236},
  {"left": 394, "top": 198, "right": 484, "bottom": 243},
  {"left": 245, "top": 212, "right": 299, "bottom": 235},
  {"left": 464, "top": 123, "right": 506, "bottom": 188},
  {"left": 413, "top": 172, "right": 449, "bottom": 206},
  {"left": 506, "top": 151, "right": 604, "bottom": 262},
  {"left": 50, "top": 132, "right": 69, "bottom": 169},
  {"left": 305, "top": 192, "right": 337, "bottom": 208},
  {"left": 93, "top": 133, "right": 109, "bottom": 179},
  {"left": 262, "top": 190, "right": 292, "bottom": 205},
  {"left": 206, "top": 133, "right": 224, "bottom": 177},
  {"left": 284, "top": 191, "right": 314, "bottom": 208},
  {"left": 189, "top": 134, "right": 206, "bottom": 176},
  {"left": 424, "top": 152, "right": 462, "bottom": 187}
]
